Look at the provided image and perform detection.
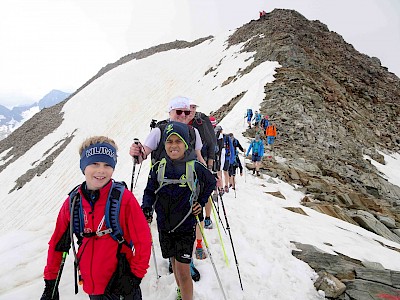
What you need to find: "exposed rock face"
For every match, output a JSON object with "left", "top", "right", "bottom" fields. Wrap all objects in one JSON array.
[
  {"left": 227, "top": 9, "right": 400, "bottom": 244},
  {"left": 292, "top": 242, "right": 400, "bottom": 299}
]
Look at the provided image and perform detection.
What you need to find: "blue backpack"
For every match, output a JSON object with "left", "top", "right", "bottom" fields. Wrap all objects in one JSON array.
[{"left": 69, "top": 181, "right": 128, "bottom": 245}]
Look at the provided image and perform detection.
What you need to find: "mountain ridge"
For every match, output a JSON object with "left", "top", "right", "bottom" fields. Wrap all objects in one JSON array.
[{"left": 0, "top": 89, "right": 70, "bottom": 141}]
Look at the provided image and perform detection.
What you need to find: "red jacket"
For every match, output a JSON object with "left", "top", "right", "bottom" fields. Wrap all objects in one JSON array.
[{"left": 43, "top": 180, "right": 151, "bottom": 295}]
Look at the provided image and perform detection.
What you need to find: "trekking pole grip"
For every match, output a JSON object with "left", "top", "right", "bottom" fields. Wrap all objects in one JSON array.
[{"left": 133, "top": 138, "right": 139, "bottom": 164}]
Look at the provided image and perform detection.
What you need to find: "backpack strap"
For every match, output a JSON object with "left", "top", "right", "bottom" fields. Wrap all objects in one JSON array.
[
  {"left": 69, "top": 181, "right": 128, "bottom": 246},
  {"left": 154, "top": 159, "right": 199, "bottom": 232},
  {"left": 69, "top": 185, "right": 84, "bottom": 242},
  {"left": 155, "top": 158, "right": 196, "bottom": 193},
  {"left": 105, "top": 181, "right": 128, "bottom": 245}
]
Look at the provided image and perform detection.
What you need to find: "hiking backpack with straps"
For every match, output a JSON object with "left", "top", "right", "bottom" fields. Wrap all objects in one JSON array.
[
  {"left": 150, "top": 120, "right": 196, "bottom": 165},
  {"left": 152, "top": 157, "right": 201, "bottom": 232},
  {"left": 191, "top": 112, "right": 217, "bottom": 161},
  {"left": 68, "top": 181, "right": 129, "bottom": 246}
]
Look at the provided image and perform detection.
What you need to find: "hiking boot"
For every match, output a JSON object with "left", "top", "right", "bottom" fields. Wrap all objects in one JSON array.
[
  {"left": 176, "top": 287, "right": 182, "bottom": 300},
  {"left": 252, "top": 169, "right": 255, "bottom": 175},
  {"left": 256, "top": 171, "right": 260, "bottom": 176},
  {"left": 204, "top": 218, "right": 213, "bottom": 229},
  {"left": 195, "top": 247, "right": 207, "bottom": 260},
  {"left": 190, "top": 260, "right": 200, "bottom": 281},
  {"left": 224, "top": 186, "right": 229, "bottom": 193}
]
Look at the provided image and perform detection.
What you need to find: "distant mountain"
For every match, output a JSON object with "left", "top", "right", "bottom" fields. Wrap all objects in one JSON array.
[
  {"left": 38, "top": 89, "right": 70, "bottom": 109},
  {"left": 0, "top": 89, "right": 70, "bottom": 140}
]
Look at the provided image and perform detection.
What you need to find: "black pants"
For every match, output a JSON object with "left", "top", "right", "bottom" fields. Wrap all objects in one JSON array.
[{"left": 89, "top": 287, "right": 142, "bottom": 300}]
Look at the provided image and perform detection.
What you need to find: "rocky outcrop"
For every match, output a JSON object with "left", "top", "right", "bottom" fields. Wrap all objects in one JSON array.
[
  {"left": 292, "top": 242, "right": 400, "bottom": 299},
  {"left": 226, "top": 9, "right": 400, "bottom": 244}
]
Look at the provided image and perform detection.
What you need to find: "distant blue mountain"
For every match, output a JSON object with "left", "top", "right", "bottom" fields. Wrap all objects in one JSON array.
[
  {"left": 38, "top": 89, "right": 70, "bottom": 109},
  {"left": 0, "top": 89, "right": 70, "bottom": 140}
]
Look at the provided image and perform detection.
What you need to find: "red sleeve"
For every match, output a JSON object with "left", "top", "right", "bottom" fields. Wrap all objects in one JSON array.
[
  {"left": 43, "top": 198, "right": 70, "bottom": 280},
  {"left": 123, "top": 191, "right": 152, "bottom": 279}
]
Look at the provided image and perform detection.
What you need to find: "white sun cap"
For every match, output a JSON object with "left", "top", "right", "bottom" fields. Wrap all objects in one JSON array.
[{"left": 168, "top": 96, "right": 190, "bottom": 112}]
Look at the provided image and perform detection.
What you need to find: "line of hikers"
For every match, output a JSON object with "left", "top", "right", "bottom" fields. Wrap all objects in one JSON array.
[
  {"left": 40, "top": 97, "right": 276, "bottom": 300},
  {"left": 245, "top": 108, "right": 277, "bottom": 176}
]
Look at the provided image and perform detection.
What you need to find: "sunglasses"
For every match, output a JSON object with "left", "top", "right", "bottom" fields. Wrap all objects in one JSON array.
[{"left": 175, "top": 110, "right": 191, "bottom": 116}]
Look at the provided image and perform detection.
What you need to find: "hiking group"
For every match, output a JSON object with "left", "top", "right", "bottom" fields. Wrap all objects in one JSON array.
[
  {"left": 41, "top": 97, "right": 275, "bottom": 300},
  {"left": 244, "top": 108, "right": 277, "bottom": 175}
]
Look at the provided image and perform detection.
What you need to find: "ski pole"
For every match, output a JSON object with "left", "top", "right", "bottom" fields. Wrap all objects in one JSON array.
[
  {"left": 196, "top": 216, "right": 228, "bottom": 300},
  {"left": 149, "top": 224, "right": 160, "bottom": 280},
  {"left": 130, "top": 138, "right": 139, "bottom": 191},
  {"left": 52, "top": 251, "right": 67, "bottom": 299},
  {"left": 133, "top": 141, "right": 146, "bottom": 189},
  {"left": 211, "top": 199, "right": 229, "bottom": 266},
  {"left": 214, "top": 191, "right": 227, "bottom": 234},
  {"left": 243, "top": 153, "right": 247, "bottom": 183},
  {"left": 218, "top": 192, "right": 244, "bottom": 290},
  {"left": 133, "top": 161, "right": 142, "bottom": 189}
]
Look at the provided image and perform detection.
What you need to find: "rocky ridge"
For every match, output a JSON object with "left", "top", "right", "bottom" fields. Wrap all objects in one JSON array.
[
  {"left": 221, "top": 9, "right": 400, "bottom": 299},
  {"left": 223, "top": 8, "right": 400, "bottom": 241}
]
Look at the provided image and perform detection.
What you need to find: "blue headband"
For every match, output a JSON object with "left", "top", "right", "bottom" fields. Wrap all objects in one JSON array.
[{"left": 80, "top": 142, "right": 117, "bottom": 173}]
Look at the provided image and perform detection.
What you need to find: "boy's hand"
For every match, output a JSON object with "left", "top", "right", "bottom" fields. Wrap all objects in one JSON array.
[
  {"left": 192, "top": 202, "right": 202, "bottom": 216},
  {"left": 142, "top": 207, "right": 153, "bottom": 224}
]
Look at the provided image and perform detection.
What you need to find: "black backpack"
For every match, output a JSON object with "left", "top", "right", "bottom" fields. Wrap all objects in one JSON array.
[
  {"left": 150, "top": 120, "right": 196, "bottom": 165},
  {"left": 191, "top": 112, "right": 217, "bottom": 161}
]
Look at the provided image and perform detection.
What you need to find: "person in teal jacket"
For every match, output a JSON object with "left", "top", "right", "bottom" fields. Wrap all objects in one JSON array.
[{"left": 246, "top": 134, "right": 264, "bottom": 176}]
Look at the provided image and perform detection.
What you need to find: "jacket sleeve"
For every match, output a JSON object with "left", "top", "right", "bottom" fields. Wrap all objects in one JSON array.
[
  {"left": 196, "top": 164, "right": 216, "bottom": 207},
  {"left": 43, "top": 198, "right": 71, "bottom": 280},
  {"left": 124, "top": 191, "right": 152, "bottom": 279},
  {"left": 142, "top": 164, "right": 159, "bottom": 210}
]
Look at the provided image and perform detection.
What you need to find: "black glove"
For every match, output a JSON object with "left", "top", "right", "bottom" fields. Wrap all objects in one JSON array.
[
  {"left": 192, "top": 202, "right": 202, "bottom": 216},
  {"left": 40, "top": 279, "right": 59, "bottom": 300},
  {"left": 129, "top": 273, "right": 142, "bottom": 289},
  {"left": 142, "top": 207, "right": 153, "bottom": 224}
]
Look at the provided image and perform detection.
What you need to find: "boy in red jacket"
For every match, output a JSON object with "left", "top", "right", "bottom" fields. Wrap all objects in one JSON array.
[{"left": 41, "top": 136, "right": 151, "bottom": 300}]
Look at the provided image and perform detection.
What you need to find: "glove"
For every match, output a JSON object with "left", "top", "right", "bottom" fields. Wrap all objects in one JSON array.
[
  {"left": 129, "top": 273, "right": 142, "bottom": 289},
  {"left": 142, "top": 207, "right": 153, "bottom": 224},
  {"left": 40, "top": 279, "right": 59, "bottom": 300},
  {"left": 192, "top": 202, "right": 202, "bottom": 216}
]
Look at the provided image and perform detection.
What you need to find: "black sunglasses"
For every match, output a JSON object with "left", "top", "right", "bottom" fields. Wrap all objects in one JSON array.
[{"left": 175, "top": 110, "right": 191, "bottom": 116}]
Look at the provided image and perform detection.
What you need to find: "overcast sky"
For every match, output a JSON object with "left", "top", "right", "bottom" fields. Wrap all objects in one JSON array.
[{"left": 1, "top": 0, "right": 399, "bottom": 109}]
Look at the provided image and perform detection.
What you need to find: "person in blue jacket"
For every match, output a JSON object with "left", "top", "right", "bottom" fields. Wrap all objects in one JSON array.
[
  {"left": 246, "top": 134, "right": 264, "bottom": 176},
  {"left": 141, "top": 121, "right": 216, "bottom": 300},
  {"left": 222, "top": 133, "right": 235, "bottom": 193},
  {"left": 252, "top": 111, "right": 262, "bottom": 129},
  {"left": 245, "top": 108, "right": 253, "bottom": 129}
]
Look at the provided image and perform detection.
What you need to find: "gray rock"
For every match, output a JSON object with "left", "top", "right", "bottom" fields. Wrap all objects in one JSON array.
[
  {"left": 377, "top": 215, "right": 397, "bottom": 229},
  {"left": 314, "top": 271, "right": 346, "bottom": 298},
  {"left": 348, "top": 210, "right": 400, "bottom": 243}
]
